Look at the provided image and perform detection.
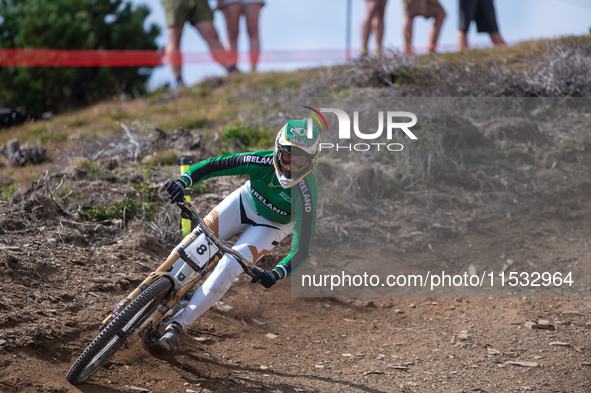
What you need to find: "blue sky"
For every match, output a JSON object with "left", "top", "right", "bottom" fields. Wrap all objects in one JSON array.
[{"left": 128, "top": 0, "right": 591, "bottom": 89}]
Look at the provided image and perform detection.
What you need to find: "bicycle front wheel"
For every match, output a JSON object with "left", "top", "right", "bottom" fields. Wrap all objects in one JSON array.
[{"left": 66, "top": 277, "right": 173, "bottom": 384}]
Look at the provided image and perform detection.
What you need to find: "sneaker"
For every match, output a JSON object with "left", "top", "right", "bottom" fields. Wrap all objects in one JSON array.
[
  {"left": 158, "top": 321, "right": 182, "bottom": 351},
  {"left": 226, "top": 65, "right": 241, "bottom": 74}
]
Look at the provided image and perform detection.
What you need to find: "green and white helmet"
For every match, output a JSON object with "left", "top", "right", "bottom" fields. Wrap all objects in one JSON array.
[{"left": 273, "top": 119, "right": 320, "bottom": 189}]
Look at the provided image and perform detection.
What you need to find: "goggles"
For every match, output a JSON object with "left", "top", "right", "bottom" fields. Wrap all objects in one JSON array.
[{"left": 278, "top": 150, "right": 310, "bottom": 174}]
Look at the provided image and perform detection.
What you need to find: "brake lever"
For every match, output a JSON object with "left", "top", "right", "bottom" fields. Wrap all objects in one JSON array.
[
  {"left": 176, "top": 200, "right": 197, "bottom": 223},
  {"left": 242, "top": 265, "right": 260, "bottom": 278}
]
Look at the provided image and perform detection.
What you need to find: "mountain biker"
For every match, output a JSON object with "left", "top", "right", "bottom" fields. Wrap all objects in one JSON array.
[{"left": 158, "top": 119, "right": 320, "bottom": 351}]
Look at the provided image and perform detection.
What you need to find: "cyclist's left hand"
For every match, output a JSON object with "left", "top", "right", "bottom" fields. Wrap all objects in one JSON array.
[{"left": 251, "top": 270, "right": 280, "bottom": 288}]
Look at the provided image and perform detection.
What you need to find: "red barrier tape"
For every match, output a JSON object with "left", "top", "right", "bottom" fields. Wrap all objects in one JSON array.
[
  {"left": 0, "top": 49, "right": 355, "bottom": 67},
  {"left": 0, "top": 45, "right": 472, "bottom": 67}
]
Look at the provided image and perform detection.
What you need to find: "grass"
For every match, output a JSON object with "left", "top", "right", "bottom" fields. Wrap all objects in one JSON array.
[
  {"left": 74, "top": 159, "right": 107, "bottom": 180},
  {"left": 0, "top": 184, "right": 19, "bottom": 201},
  {"left": 76, "top": 197, "right": 157, "bottom": 224},
  {"left": 141, "top": 149, "right": 179, "bottom": 167},
  {"left": 219, "top": 123, "right": 275, "bottom": 154}
]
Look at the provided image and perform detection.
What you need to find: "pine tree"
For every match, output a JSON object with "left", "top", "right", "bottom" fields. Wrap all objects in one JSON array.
[{"left": 0, "top": 0, "right": 161, "bottom": 113}]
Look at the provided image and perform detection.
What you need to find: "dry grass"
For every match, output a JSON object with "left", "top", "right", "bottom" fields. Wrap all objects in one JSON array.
[{"left": 331, "top": 36, "right": 591, "bottom": 97}]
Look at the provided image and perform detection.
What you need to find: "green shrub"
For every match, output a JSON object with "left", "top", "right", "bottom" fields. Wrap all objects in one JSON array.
[
  {"left": 141, "top": 149, "right": 179, "bottom": 167},
  {"left": 0, "top": 183, "right": 19, "bottom": 201},
  {"left": 0, "top": 0, "right": 161, "bottom": 113},
  {"left": 220, "top": 123, "right": 274, "bottom": 154},
  {"left": 76, "top": 159, "right": 107, "bottom": 180},
  {"left": 76, "top": 197, "right": 156, "bottom": 223}
]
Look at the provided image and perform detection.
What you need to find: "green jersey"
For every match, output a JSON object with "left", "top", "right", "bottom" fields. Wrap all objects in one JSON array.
[{"left": 181, "top": 151, "right": 317, "bottom": 278}]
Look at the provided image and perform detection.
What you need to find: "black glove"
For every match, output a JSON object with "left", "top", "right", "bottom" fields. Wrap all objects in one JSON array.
[
  {"left": 165, "top": 179, "right": 187, "bottom": 204},
  {"left": 251, "top": 269, "right": 280, "bottom": 289}
]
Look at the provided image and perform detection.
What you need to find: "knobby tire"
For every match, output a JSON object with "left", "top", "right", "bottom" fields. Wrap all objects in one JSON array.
[{"left": 66, "top": 277, "right": 172, "bottom": 384}]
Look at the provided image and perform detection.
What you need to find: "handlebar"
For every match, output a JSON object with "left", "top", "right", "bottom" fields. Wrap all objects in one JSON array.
[{"left": 175, "top": 199, "right": 261, "bottom": 278}]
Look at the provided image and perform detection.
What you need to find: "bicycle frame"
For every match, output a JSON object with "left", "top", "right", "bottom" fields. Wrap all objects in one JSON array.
[{"left": 98, "top": 199, "right": 259, "bottom": 348}]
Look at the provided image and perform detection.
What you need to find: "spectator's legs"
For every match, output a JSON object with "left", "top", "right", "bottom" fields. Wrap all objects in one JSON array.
[
  {"left": 403, "top": 15, "right": 414, "bottom": 53},
  {"left": 165, "top": 25, "right": 185, "bottom": 87},
  {"left": 222, "top": 3, "right": 241, "bottom": 69},
  {"left": 429, "top": 10, "right": 446, "bottom": 52},
  {"left": 489, "top": 31, "right": 506, "bottom": 46},
  {"left": 458, "top": 30, "right": 469, "bottom": 50},
  {"left": 371, "top": 0, "right": 387, "bottom": 55},
  {"left": 361, "top": 0, "right": 379, "bottom": 55},
  {"left": 193, "top": 21, "right": 232, "bottom": 70},
  {"left": 243, "top": 3, "right": 263, "bottom": 71}
]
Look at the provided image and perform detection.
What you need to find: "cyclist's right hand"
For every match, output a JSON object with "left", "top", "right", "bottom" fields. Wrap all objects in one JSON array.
[{"left": 165, "top": 179, "right": 187, "bottom": 204}]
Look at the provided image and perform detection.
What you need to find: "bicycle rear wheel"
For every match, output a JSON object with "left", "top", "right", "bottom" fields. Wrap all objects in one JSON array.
[{"left": 66, "top": 277, "right": 173, "bottom": 384}]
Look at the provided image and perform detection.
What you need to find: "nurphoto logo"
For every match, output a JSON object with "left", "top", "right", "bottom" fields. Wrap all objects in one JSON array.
[{"left": 303, "top": 106, "right": 418, "bottom": 151}]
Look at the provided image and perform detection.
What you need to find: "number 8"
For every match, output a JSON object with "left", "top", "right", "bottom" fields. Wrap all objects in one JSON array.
[{"left": 196, "top": 244, "right": 207, "bottom": 255}]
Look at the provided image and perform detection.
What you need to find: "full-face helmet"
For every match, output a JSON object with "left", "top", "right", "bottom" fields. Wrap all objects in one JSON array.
[{"left": 273, "top": 119, "right": 320, "bottom": 189}]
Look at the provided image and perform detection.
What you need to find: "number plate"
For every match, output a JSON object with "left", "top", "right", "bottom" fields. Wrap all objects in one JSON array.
[{"left": 184, "top": 234, "right": 219, "bottom": 268}]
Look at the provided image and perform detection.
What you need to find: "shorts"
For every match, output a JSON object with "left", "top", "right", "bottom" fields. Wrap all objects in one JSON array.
[
  {"left": 219, "top": 0, "right": 265, "bottom": 7},
  {"left": 403, "top": 0, "right": 445, "bottom": 19},
  {"left": 459, "top": 0, "right": 499, "bottom": 33},
  {"left": 161, "top": 0, "right": 214, "bottom": 27}
]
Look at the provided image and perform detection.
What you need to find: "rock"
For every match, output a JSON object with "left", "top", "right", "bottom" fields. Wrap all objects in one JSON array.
[
  {"left": 129, "top": 387, "right": 151, "bottom": 392},
  {"left": 487, "top": 348, "right": 501, "bottom": 355},
  {"left": 549, "top": 342, "right": 570, "bottom": 347},
  {"left": 193, "top": 337, "right": 208, "bottom": 342},
  {"left": 505, "top": 361, "right": 538, "bottom": 367},
  {"left": 342, "top": 353, "right": 353, "bottom": 357},
  {"left": 252, "top": 344, "right": 265, "bottom": 349},
  {"left": 458, "top": 330, "right": 469, "bottom": 340},
  {"left": 186, "top": 390, "right": 198, "bottom": 393},
  {"left": 581, "top": 362, "right": 591, "bottom": 366},
  {"left": 380, "top": 302, "right": 393, "bottom": 308},
  {"left": 265, "top": 333, "right": 278, "bottom": 339},
  {"left": 364, "top": 300, "right": 375, "bottom": 308},
  {"left": 47, "top": 238, "right": 57, "bottom": 248},
  {"left": 0, "top": 339, "right": 7, "bottom": 346},
  {"left": 561, "top": 311, "right": 582, "bottom": 316},
  {"left": 537, "top": 319, "right": 551, "bottom": 329},
  {"left": 7, "top": 138, "right": 20, "bottom": 158},
  {"left": 214, "top": 301, "right": 233, "bottom": 313},
  {"left": 260, "top": 365, "right": 269, "bottom": 370},
  {"left": 91, "top": 277, "right": 111, "bottom": 284},
  {"left": 388, "top": 365, "right": 408, "bottom": 370},
  {"left": 409, "top": 304, "right": 416, "bottom": 308},
  {"left": 6, "top": 138, "right": 47, "bottom": 167},
  {"left": 468, "top": 265, "right": 477, "bottom": 276},
  {"left": 524, "top": 321, "right": 537, "bottom": 329},
  {"left": 251, "top": 318, "right": 266, "bottom": 325},
  {"left": 315, "top": 364, "right": 324, "bottom": 369},
  {"left": 395, "top": 309, "right": 404, "bottom": 314},
  {"left": 0, "top": 246, "right": 22, "bottom": 251}
]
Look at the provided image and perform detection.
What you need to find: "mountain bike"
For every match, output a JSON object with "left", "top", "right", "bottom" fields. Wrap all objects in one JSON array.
[{"left": 66, "top": 199, "right": 260, "bottom": 384}]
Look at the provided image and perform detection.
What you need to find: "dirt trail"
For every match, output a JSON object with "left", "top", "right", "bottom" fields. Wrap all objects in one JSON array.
[{"left": 2, "top": 105, "right": 591, "bottom": 392}]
